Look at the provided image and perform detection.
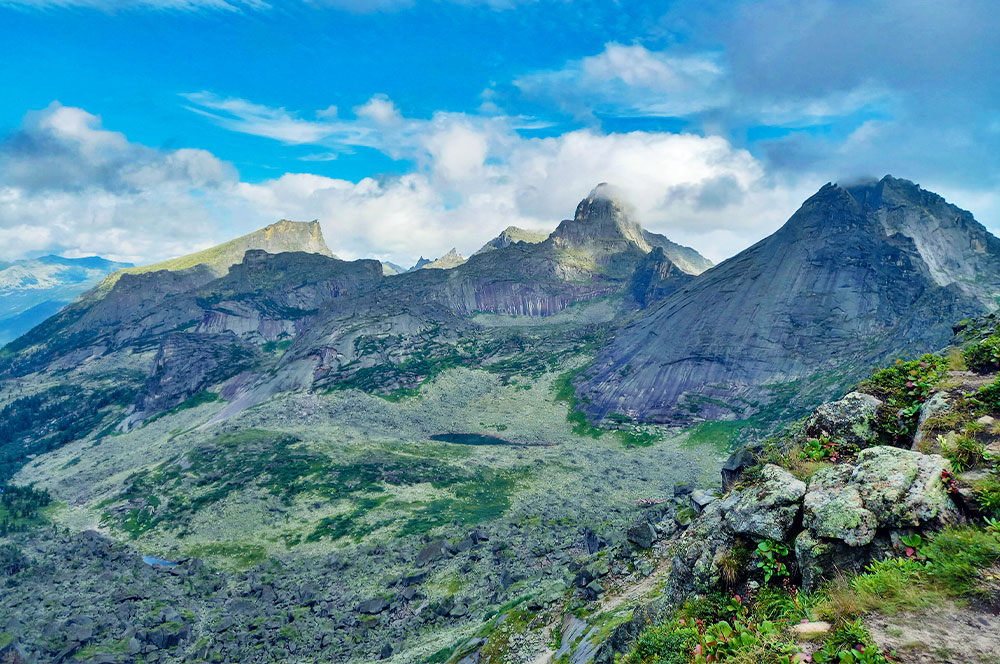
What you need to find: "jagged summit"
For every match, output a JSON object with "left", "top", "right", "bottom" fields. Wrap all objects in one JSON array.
[
  {"left": 421, "top": 248, "right": 467, "bottom": 270},
  {"left": 552, "top": 183, "right": 650, "bottom": 252},
  {"left": 92, "top": 220, "right": 335, "bottom": 296},
  {"left": 548, "top": 184, "right": 712, "bottom": 278}
]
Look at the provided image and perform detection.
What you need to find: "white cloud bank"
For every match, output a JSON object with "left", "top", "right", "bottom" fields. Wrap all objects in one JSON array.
[{"left": 0, "top": 100, "right": 825, "bottom": 267}]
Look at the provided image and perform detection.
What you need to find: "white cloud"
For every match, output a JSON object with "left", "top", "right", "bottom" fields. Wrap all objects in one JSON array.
[
  {"left": 515, "top": 43, "right": 729, "bottom": 119},
  {"left": 353, "top": 95, "right": 403, "bottom": 126},
  {"left": 10, "top": 98, "right": 997, "bottom": 271},
  {"left": 0, "top": 100, "right": 826, "bottom": 267},
  {"left": 511, "top": 42, "right": 894, "bottom": 128}
]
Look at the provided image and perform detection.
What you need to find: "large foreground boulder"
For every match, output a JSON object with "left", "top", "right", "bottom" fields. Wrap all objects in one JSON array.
[
  {"left": 805, "top": 391, "right": 882, "bottom": 447},
  {"left": 797, "top": 446, "right": 961, "bottom": 589},
  {"left": 720, "top": 465, "right": 806, "bottom": 541},
  {"left": 665, "top": 502, "right": 735, "bottom": 602}
]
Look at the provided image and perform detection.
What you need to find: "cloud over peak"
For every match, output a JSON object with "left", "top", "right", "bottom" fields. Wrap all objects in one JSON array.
[{"left": 0, "top": 100, "right": 813, "bottom": 267}]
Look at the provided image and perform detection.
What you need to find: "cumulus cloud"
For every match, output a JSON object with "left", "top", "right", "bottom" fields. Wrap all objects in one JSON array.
[
  {"left": 515, "top": 43, "right": 729, "bottom": 119},
  {"left": 0, "top": 100, "right": 821, "bottom": 267}
]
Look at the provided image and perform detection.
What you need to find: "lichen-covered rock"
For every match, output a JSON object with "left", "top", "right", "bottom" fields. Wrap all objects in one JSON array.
[
  {"left": 805, "top": 391, "right": 882, "bottom": 447},
  {"left": 721, "top": 465, "right": 806, "bottom": 541},
  {"left": 803, "top": 466, "right": 877, "bottom": 547},
  {"left": 851, "top": 446, "right": 961, "bottom": 528},
  {"left": 665, "top": 502, "right": 734, "bottom": 603},
  {"left": 795, "top": 529, "right": 892, "bottom": 591}
]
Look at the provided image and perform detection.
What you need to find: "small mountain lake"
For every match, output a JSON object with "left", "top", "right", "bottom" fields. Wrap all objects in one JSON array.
[
  {"left": 142, "top": 555, "right": 179, "bottom": 567},
  {"left": 429, "top": 433, "right": 517, "bottom": 446}
]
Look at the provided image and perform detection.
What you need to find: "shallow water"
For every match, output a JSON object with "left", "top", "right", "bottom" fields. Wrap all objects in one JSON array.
[{"left": 429, "top": 432, "right": 515, "bottom": 446}]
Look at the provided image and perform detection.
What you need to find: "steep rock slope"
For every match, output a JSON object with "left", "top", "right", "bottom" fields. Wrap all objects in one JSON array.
[
  {"left": 426, "top": 185, "right": 709, "bottom": 316},
  {"left": 0, "top": 255, "right": 132, "bottom": 344},
  {"left": 579, "top": 176, "right": 1000, "bottom": 423},
  {"left": 199, "top": 187, "right": 710, "bottom": 418}
]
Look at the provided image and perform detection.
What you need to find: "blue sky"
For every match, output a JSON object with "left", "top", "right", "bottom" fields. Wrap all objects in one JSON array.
[{"left": 1, "top": 0, "right": 998, "bottom": 266}]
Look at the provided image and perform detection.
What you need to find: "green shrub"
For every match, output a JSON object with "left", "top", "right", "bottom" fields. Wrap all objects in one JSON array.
[
  {"left": 974, "top": 474, "right": 1000, "bottom": 517},
  {"left": 756, "top": 539, "right": 790, "bottom": 584},
  {"left": 0, "top": 544, "right": 26, "bottom": 576},
  {"left": 625, "top": 621, "right": 694, "bottom": 664},
  {"left": 851, "top": 557, "right": 925, "bottom": 598},
  {"left": 813, "top": 620, "right": 888, "bottom": 664},
  {"left": 752, "top": 586, "right": 818, "bottom": 623},
  {"left": 858, "top": 354, "right": 948, "bottom": 441},
  {"left": 963, "top": 335, "right": 1000, "bottom": 373},
  {"left": 976, "top": 379, "right": 1000, "bottom": 412}
]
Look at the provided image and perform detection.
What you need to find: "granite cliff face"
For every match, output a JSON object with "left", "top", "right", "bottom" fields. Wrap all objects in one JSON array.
[{"left": 578, "top": 176, "right": 1000, "bottom": 424}]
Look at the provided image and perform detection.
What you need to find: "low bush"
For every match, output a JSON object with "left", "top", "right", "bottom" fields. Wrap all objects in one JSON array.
[
  {"left": 941, "top": 434, "right": 987, "bottom": 472},
  {"left": 973, "top": 474, "right": 1000, "bottom": 517},
  {"left": 858, "top": 354, "right": 948, "bottom": 441},
  {"left": 963, "top": 335, "right": 1000, "bottom": 373},
  {"left": 923, "top": 525, "right": 1000, "bottom": 596}
]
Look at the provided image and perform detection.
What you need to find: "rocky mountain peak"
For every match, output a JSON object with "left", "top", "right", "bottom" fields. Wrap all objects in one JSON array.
[
  {"left": 579, "top": 178, "right": 1000, "bottom": 424},
  {"left": 553, "top": 183, "right": 650, "bottom": 252},
  {"left": 421, "top": 248, "right": 467, "bottom": 270},
  {"left": 260, "top": 219, "right": 333, "bottom": 257}
]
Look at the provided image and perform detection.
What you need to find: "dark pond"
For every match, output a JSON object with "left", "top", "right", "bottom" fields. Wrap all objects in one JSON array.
[{"left": 429, "top": 433, "right": 515, "bottom": 446}]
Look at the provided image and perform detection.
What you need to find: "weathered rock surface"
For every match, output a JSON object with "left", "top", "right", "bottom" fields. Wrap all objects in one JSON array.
[
  {"left": 720, "top": 465, "right": 806, "bottom": 541},
  {"left": 666, "top": 502, "right": 734, "bottom": 602},
  {"left": 805, "top": 391, "right": 882, "bottom": 447},
  {"left": 851, "top": 446, "right": 960, "bottom": 528},
  {"left": 803, "top": 465, "right": 877, "bottom": 546}
]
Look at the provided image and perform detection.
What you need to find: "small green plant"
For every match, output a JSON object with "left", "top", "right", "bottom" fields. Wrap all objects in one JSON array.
[
  {"left": 973, "top": 474, "right": 1000, "bottom": 518},
  {"left": 899, "top": 533, "right": 924, "bottom": 559},
  {"left": 813, "top": 621, "right": 889, "bottom": 664},
  {"left": 976, "top": 379, "right": 1000, "bottom": 412},
  {"left": 756, "top": 539, "right": 790, "bottom": 584},
  {"left": 802, "top": 434, "right": 836, "bottom": 461}
]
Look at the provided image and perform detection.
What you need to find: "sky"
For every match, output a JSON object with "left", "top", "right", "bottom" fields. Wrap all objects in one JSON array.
[{"left": 1, "top": 0, "right": 999, "bottom": 267}]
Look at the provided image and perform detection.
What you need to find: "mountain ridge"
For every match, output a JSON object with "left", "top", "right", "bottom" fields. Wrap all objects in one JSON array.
[{"left": 577, "top": 175, "right": 999, "bottom": 424}]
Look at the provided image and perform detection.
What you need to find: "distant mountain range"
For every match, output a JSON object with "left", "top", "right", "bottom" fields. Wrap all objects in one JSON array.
[
  {"left": 6, "top": 177, "right": 997, "bottom": 433},
  {"left": 0, "top": 255, "right": 132, "bottom": 344}
]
